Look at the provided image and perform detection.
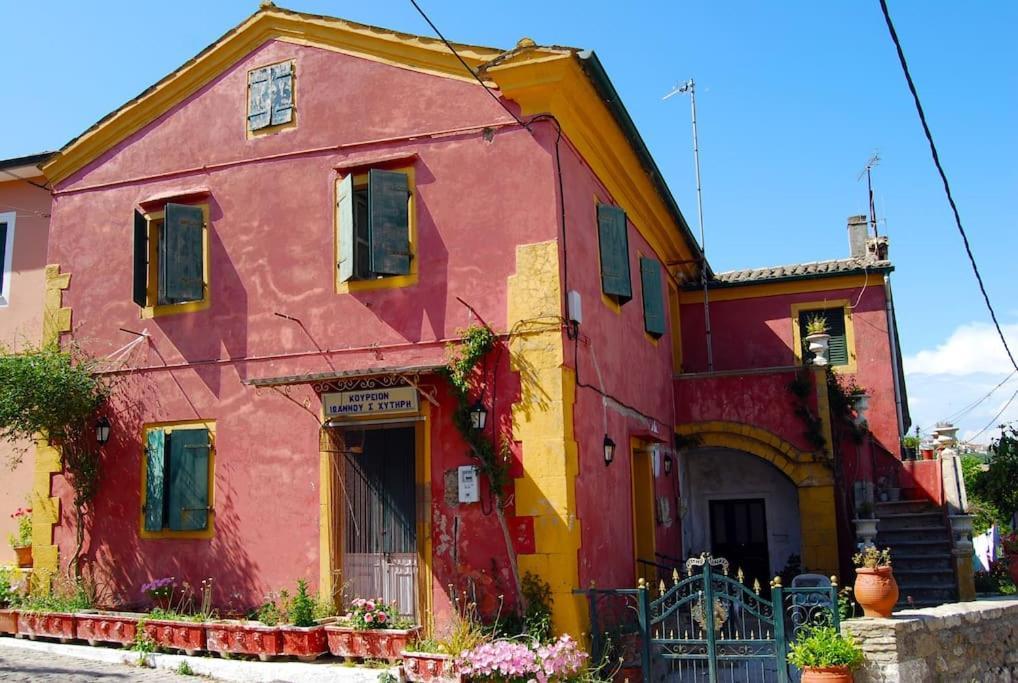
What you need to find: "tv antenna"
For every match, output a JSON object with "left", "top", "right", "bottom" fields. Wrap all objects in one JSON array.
[
  {"left": 664, "top": 78, "right": 713, "bottom": 372},
  {"left": 858, "top": 153, "right": 881, "bottom": 237}
]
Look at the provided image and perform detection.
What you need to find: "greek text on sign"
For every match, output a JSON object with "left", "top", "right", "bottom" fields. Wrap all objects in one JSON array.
[{"left": 323, "top": 387, "right": 419, "bottom": 417}]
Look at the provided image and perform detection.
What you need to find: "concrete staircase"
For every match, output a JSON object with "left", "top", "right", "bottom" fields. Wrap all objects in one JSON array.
[{"left": 874, "top": 499, "right": 957, "bottom": 608}]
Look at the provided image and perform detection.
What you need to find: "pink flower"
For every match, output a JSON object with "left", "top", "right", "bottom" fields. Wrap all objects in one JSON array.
[{"left": 376, "top": 612, "right": 387, "bottom": 623}]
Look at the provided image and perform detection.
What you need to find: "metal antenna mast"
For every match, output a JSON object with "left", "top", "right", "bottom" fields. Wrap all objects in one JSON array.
[
  {"left": 858, "top": 153, "right": 881, "bottom": 237},
  {"left": 664, "top": 78, "right": 713, "bottom": 372}
]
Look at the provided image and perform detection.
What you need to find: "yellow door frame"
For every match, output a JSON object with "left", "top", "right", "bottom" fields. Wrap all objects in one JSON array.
[
  {"left": 318, "top": 402, "right": 433, "bottom": 625},
  {"left": 630, "top": 438, "right": 656, "bottom": 584}
]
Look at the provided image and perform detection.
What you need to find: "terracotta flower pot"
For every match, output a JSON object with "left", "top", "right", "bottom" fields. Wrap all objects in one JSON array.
[
  {"left": 0, "top": 609, "right": 19, "bottom": 635},
  {"left": 205, "top": 620, "right": 281, "bottom": 661},
  {"left": 802, "top": 665, "right": 854, "bottom": 682},
  {"left": 17, "top": 611, "right": 76, "bottom": 642},
  {"left": 920, "top": 449, "right": 934, "bottom": 461},
  {"left": 75, "top": 611, "right": 142, "bottom": 646},
  {"left": 401, "top": 651, "right": 462, "bottom": 683},
  {"left": 854, "top": 566, "right": 898, "bottom": 618},
  {"left": 143, "top": 618, "right": 206, "bottom": 656},
  {"left": 279, "top": 624, "right": 327, "bottom": 661},
  {"left": 13, "top": 546, "right": 32, "bottom": 568},
  {"left": 326, "top": 625, "right": 421, "bottom": 661}
]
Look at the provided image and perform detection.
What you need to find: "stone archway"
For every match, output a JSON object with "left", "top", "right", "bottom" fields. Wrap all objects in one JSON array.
[{"left": 676, "top": 421, "right": 840, "bottom": 576}]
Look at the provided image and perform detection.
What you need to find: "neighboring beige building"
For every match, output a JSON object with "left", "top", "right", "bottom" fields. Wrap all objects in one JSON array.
[{"left": 0, "top": 152, "right": 52, "bottom": 564}]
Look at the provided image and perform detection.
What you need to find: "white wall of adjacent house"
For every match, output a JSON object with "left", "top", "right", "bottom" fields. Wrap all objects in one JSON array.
[{"left": 680, "top": 448, "right": 802, "bottom": 577}]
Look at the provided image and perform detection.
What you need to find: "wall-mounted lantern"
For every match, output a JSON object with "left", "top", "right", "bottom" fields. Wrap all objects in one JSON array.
[
  {"left": 603, "top": 435, "right": 616, "bottom": 466},
  {"left": 469, "top": 400, "right": 488, "bottom": 431},
  {"left": 95, "top": 416, "right": 111, "bottom": 445},
  {"left": 663, "top": 453, "right": 673, "bottom": 476}
]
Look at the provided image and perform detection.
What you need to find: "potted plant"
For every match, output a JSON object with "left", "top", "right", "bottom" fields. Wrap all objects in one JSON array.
[
  {"left": 457, "top": 634, "right": 588, "bottom": 683},
  {"left": 16, "top": 575, "right": 94, "bottom": 642},
  {"left": 8, "top": 507, "right": 32, "bottom": 568},
  {"left": 0, "top": 568, "right": 21, "bottom": 635},
  {"left": 786, "top": 624, "right": 864, "bottom": 683},
  {"left": 277, "top": 579, "right": 328, "bottom": 661},
  {"left": 1002, "top": 533, "right": 1018, "bottom": 587},
  {"left": 852, "top": 546, "right": 897, "bottom": 618},
  {"left": 75, "top": 610, "right": 143, "bottom": 646},
  {"left": 326, "top": 597, "right": 420, "bottom": 661},
  {"left": 920, "top": 441, "right": 935, "bottom": 460},
  {"left": 803, "top": 315, "right": 831, "bottom": 367},
  {"left": 142, "top": 578, "right": 213, "bottom": 656},
  {"left": 901, "top": 433, "right": 919, "bottom": 461}
]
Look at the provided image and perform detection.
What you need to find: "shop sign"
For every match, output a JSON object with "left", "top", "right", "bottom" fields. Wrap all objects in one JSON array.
[{"left": 323, "top": 387, "right": 419, "bottom": 418}]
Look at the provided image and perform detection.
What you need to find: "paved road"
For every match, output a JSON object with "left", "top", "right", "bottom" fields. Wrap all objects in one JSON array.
[{"left": 0, "top": 643, "right": 194, "bottom": 682}]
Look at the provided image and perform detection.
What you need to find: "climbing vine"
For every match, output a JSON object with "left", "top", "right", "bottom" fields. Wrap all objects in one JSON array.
[
  {"left": 443, "top": 324, "right": 523, "bottom": 611},
  {"left": 0, "top": 341, "right": 111, "bottom": 577}
]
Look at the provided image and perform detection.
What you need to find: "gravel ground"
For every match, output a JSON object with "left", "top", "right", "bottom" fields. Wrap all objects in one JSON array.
[{"left": 0, "top": 642, "right": 195, "bottom": 682}]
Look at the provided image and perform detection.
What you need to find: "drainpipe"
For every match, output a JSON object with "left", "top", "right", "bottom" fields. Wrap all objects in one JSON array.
[{"left": 884, "top": 274, "right": 906, "bottom": 442}]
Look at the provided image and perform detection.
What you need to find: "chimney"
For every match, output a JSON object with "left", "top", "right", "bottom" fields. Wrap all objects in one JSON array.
[{"left": 847, "top": 215, "right": 869, "bottom": 259}]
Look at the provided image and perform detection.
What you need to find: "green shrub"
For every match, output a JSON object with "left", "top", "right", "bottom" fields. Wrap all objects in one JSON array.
[
  {"left": 787, "top": 625, "right": 863, "bottom": 670},
  {"left": 288, "top": 579, "right": 316, "bottom": 627}
]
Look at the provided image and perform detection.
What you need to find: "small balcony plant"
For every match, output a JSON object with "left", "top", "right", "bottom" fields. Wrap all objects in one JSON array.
[
  {"left": 8, "top": 507, "right": 32, "bottom": 568},
  {"left": 852, "top": 546, "right": 897, "bottom": 618},
  {"left": 803, "top": 314, "right": 831, "bottom": 366},
  {"left": 786, "top": 624, "right": 863, "bottom": 683}
]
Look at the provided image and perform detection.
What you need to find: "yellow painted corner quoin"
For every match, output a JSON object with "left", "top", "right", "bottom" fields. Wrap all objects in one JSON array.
[
  {"left": 32, "top": 265, "right": 73, "bottom": 584},
  {"left": 507, "top": 241, "right": 585, "bottom": 637}
]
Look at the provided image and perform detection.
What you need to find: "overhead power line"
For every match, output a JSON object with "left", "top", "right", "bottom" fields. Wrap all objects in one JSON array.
[
  {"left": 408, "top": 0, "right": 528, "bottom": 128},
  {"left": 878, "top": 0, "right": 1018, "bottom": 375}
]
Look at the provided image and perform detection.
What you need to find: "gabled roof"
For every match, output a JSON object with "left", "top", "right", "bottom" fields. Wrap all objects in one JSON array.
[
  {"left": 0, "top": 151, "right": 55, "bottom": 181},
  {"left": 702, "top": 257, "right": 893, "bottom": 289},
  {"left": 41, "top": 3, "right": 705, "bottom": 276}
]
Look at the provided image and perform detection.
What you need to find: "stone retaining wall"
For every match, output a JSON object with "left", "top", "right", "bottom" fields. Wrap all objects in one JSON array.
[{"left": 842, "top": 597, "right": 1018, "bottom": 682}]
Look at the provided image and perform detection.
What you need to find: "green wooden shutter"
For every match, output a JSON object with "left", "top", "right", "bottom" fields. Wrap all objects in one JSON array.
[
  {"left": 167, "top": 428, "right": 210, "bottom": 532},
  {"left": 144, "top": 429, "right": 166, "bottom": 532},
  {"left": 159, "top": 203, "right": 204, "bottom": 304},
  {"left": 368, "top": 169, "right": 411, "bottom": 276},
  {"left": 133, "top": 211, "right": 148, "bottom": 307},
  {"left": 269, "top": 62, "right": 293, "bottom": 126},
  {"left": 597, "top": 204, "right": 632, "bottom": 302},
  {"left": 641, "top": 257, "right": 666, "bottom": 337},
  {"left": 826, "top": 309, "right": 849, "bottom": 366},
  {"left": 337, "top": 175, "right": 356, "bottom": 283},
  {"left": 248, "top": 66, "right": 271, "bottom": 131}
]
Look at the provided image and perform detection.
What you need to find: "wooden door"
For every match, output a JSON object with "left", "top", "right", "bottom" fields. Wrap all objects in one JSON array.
[{"left": 709, "top": 498, "right": 770, "bottom": 589}]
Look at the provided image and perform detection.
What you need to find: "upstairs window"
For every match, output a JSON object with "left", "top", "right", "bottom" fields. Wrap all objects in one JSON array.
[
  {"left": 248, "top": 61, "right": 295, "bottom": 133},
  {"left": 132, "top": 203, "right": 210, "bottom": 316},
  {"left": 336, "top": 168, "right": 415, "bottom": 290},
  {"left": 0, "top": 211, "right": 13, "bottom": 306},
  {"left": 798, "top": 307, "right": 849, "bottom": 366},
  {"left": 142, "top": 422, "right": 214, "bottom": 538},
  {"left": 597, "top": 203, "right": 632, "bottom": 304},
  {"left": 640, "top": 256, "right": 666, "bottom": 338}
]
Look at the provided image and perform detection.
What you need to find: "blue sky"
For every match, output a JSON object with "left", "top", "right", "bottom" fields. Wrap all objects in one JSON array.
[{"left": 3, "top": 1, "right": 1016, "bottom": 440}]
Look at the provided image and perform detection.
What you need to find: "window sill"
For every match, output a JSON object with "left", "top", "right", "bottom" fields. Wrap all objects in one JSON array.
[
  {"left": 337, "top": 272, "right": 418, "bottom": 294},
  {"left": 141, "top": 298, "right": 211, "bottom": 319},
  {"left": 139, "top": 520, "right": 215, "bottom": 541}
]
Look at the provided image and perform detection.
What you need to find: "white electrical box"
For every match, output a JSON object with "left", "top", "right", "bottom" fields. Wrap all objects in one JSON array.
[
  {"left": 567, "top": 290, "right": 583, "bottom": 326},
  {"left": 458, "top": 465, "right": 480, "bottom": 504}
]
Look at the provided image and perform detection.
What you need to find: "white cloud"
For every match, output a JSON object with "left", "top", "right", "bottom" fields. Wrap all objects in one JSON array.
[
  {"left": 904, "top": 322, "right": 1018, "bottom": 376},
  {"left": 904, "top": 321, "right": 1018, "bottom": 444}
]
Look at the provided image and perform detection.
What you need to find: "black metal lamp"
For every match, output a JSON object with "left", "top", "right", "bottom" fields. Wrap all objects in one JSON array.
[
  {"left": 469, "top": 400, "right": 488, "bottom": 431},
  {"left": 95, "top": 416, "right": 111, "bottom": 445},
  {"left": 603, "top": 435, "right": 616, "bottom": 466},
  {"left": 663, "top": 453, "right": 673, "bottom": 475}
]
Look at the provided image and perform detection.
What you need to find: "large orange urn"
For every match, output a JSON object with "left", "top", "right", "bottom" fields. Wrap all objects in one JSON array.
[
  {"left": 802, "top": 665, "right": 854, "bottom": 682},
  {"left": 854, "top": 566, "right": 898, "bottom": 618}
]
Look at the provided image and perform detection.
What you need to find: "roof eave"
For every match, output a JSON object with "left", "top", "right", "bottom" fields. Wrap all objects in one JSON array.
[
  {"left": 690, "top": 263, "right": 895, "bottom": 291},
  {"left": 575, "top": 50, "right": 711, "bottom": 278}
]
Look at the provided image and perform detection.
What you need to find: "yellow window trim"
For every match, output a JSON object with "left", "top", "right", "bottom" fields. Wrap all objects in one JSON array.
[
  {"left": 140, "top": 204, "right": 211, "bottom": 319},
  {"left": 139, "top": 420, "right": 216, "bottom": 540},
  {"left": 333, "top": 164, "right": 418, "bottom": 294},
  {"left": 790, "top": 299, "right": 858, "bottom": 374},
  {"left": 246, "top": 59, "right": 298, "bottom": 139}
]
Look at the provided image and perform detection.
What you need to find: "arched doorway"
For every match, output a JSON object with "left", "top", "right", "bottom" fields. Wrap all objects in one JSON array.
[{"left": 681, "top": 448, "right": 801, "bottom": 588}]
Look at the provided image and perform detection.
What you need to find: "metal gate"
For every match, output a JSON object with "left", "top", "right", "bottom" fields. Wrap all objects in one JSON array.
[{"left": 580, "top": 554, "right": 839, "bottom": 683}]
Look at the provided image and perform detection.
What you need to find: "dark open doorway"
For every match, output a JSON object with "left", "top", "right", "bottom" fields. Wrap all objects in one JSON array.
[{"left": 709, "top": 498, "right": 770, "bottom": 589}]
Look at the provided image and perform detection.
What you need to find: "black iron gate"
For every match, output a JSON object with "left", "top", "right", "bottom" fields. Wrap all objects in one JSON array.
[{"left": 580, "top": 554, "right": 840, "bottom": 683}]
